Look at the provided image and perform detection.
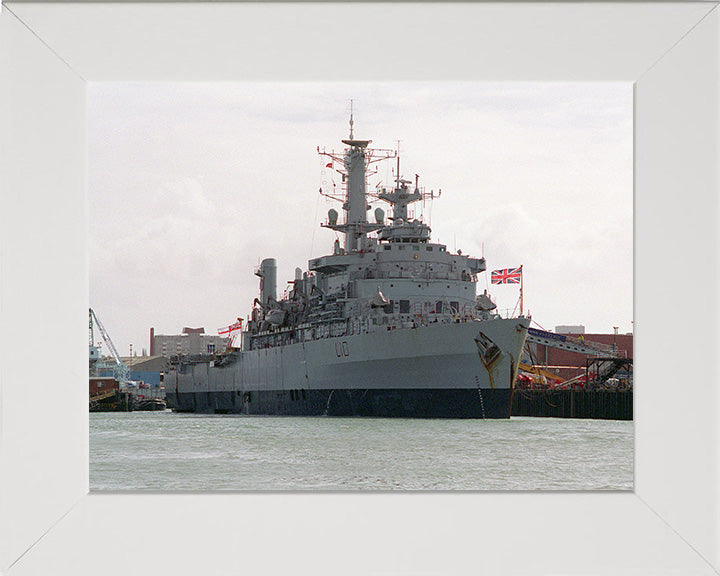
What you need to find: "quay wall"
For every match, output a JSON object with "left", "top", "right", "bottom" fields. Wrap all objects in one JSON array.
[{"left": 511, "top": 389, "right": 633, "bottom": 420}]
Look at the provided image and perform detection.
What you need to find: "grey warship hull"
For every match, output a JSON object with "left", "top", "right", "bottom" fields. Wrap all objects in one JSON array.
[
  {"left": 166, "top": 316, "right": 530, "bottom": 418},
  {"left": 169, "top": 387, "right": 514, "bottom": 419}
]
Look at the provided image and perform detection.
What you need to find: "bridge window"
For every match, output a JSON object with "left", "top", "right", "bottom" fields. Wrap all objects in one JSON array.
[
  {"left": 383, "top": 300, "right": 394, "bottom": 314},
  {"left": 399, "top": 300, "right": 410, "bottom": 314},
  {"left": 436, "top": 301, "right": 443, "bottom": 314},
  {"left": 384, "top": 245, "right": 391, "bottom": 251}
]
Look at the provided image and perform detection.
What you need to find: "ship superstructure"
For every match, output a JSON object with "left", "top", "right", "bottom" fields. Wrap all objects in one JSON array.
[{"left": 166, "top": 114, "right": 530, "bottom": 418}]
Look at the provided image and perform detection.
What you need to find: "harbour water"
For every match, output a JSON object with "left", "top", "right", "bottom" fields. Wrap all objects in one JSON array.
[{"left": 90, "top": 412, "right": 633, "bottom": 491}]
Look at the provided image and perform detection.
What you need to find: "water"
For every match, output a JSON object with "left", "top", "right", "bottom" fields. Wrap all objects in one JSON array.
[{"left": 90, "top": 412, "right": 633, "bottom": 491}]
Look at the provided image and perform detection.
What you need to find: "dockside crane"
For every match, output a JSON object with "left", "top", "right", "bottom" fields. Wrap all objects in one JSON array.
[{"left": 89, "top": 308, "right": 130, "bottom": 382}]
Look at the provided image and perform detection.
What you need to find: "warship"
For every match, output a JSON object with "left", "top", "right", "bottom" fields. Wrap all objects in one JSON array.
[{"left": 165, "top": 114, "right": 530, "bottom": 418}]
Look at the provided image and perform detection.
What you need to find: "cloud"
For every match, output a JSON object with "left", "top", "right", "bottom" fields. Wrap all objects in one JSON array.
[{"left": 89, "top": 82, "right": 633, "bottom": 353}]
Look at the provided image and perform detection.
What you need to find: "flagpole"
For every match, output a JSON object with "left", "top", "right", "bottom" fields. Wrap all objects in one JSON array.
[{"left": 520, "top": 265, "right": 524, "bottom": 317}]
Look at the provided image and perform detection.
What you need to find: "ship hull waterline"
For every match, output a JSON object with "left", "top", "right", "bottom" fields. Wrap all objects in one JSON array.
[{"left": 166, "top": 317, "right": 530, "bottom": 419}]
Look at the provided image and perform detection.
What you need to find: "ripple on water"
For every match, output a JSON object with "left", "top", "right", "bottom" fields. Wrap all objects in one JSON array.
[{"left": 90, "top": 413, "right": 633, "bottom": 491}]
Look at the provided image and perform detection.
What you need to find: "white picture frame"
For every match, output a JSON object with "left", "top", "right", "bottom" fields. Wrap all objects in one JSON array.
[{"left": 1, "top": 3, "right": 718, "bottom": 575}]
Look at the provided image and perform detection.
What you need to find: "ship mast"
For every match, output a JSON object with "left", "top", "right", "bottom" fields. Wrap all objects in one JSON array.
[
  {"left": 340, "top": 107, "right": 371, "bottom": 251},
  {"left": 318, "top": 106, "right": 395, "bottom": 252},
  {"left": 348, "top": 99, "right": 354, "bottom": 139}
]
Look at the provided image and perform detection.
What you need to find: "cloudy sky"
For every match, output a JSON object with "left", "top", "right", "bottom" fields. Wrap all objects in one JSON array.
[{"left": 88, "top": 82, "right": 632, "bottom": 356}]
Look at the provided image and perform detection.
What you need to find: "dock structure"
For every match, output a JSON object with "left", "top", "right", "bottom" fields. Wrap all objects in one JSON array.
[
  {"left": 89, "top": 389, "right": 133, "bottom": 412},
  {"left": 89, "top": 376, "right": 166, "bottom": 412},
  {"left": 521, "top": 327, "right": 632, "bottom": 384},
  {"left": 584, "top": 357, "right": 633, "bottom": 388},
  {"left": 525, "top": 327, "right": 619, "bottom": 357},
  {"left": 511, "top": 388, "right": 633, "bottom": 420},
  {"left": 514, "top": 327, "right": 633, "bottom": 419}
]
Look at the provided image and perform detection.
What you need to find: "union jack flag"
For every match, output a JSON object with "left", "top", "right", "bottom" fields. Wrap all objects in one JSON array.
[{"left": 491, "top": 267, "right": 522, "bottom": 284}]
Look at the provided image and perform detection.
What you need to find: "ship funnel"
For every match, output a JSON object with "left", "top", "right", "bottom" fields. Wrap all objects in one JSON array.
[
  {"left": 374, "top": 207, "right": 385, "bottom": 224},
  {"left": 328, "top": 208, "right": 338, "bottom": 226},
  {"left": 259, "top": 258, "right": 277, "bottom": 305}
]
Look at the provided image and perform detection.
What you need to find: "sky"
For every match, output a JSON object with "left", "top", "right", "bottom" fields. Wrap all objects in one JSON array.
[{"left": 88, "top": 82, "right": 633, "bottom": 357}]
